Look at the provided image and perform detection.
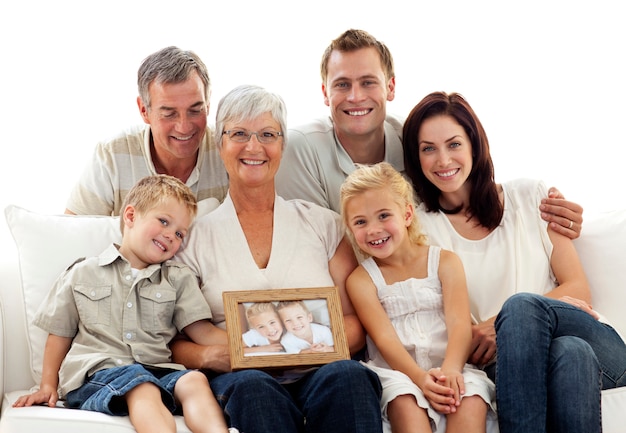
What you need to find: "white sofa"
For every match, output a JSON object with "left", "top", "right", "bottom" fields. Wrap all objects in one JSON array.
[{"left": 1, "top": 205, "right": 625, "bottom": 432}]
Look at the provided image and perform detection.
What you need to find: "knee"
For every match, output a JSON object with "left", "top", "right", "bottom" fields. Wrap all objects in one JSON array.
[
  {"left": 214, "top": 370, "right": 283, "bottom": 400},
  {"left": 551, "top": 336, "right": 598, "bottom": 372},
  {"left": 501, "top": 292, "right": 542, "bottom": 314},
  {"left": 317, "top": 360, "right": 382, "bottom": 396},
  {"left": 176, "top": 370, "right": 209, "bottom": 391},
  {"left": 496, "top": 293, "right": 544, "bottom": 329}
]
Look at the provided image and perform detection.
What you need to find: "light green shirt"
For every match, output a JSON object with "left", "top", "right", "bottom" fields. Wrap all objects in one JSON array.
[{"left": 34, "top": 244, "right": 211, "bottom": 397}]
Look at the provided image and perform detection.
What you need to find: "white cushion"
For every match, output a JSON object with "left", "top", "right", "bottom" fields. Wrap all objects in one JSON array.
[
  {"left": 4, "top": 205, "right": 121, "bottom": 384},
  {"left": 574, "top": 209, "right": 626, "bottom": 338}
]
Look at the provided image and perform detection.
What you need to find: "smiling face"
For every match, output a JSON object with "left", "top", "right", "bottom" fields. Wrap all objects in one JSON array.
[
  {"left": 248, "top": 310, "right": 284, "bottom": 343},
  {"left": 219, "top": 112, "right": 283, "bottom": 189},
  {"left": 322, "top": 47, "right": 395, "bottom": 145},
  {"left": 278, "top": 303, "right": 314, "bottom": 343},
  {"left": 417, "top": 114, "right": 474, "bottom": 200},
  {"left": 345, "top": 186, "right": 413, "bottom": 260},
  {"left": 138, "top": 70, "right": 208, "bottom": 163},
  {"left": 119, "top": 197, "right": 192, "bottom": 269}
]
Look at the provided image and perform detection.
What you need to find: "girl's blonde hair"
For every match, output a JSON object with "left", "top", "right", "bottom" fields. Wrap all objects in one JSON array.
[
  {"left": 245, "top": 302, "right": 280, "bottom": 327},
  {"left": 340, "top": 162, "right": 428, "bottom": 256}
]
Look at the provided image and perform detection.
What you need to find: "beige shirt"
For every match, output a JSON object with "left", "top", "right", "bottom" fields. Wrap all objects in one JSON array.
[
  {"left": 275, "top": 114, "right": 404, "bottom": 213},
  {"left": 66, "top": 124, "right": 229, "bottom": 216},
  {"left": 34, "top": 244, "right": 211, "bottom": 397}
]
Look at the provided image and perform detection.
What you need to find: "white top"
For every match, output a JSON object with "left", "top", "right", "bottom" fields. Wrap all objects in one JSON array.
[
  {"left": 417, "top": 178, "right": 555, "bottom": 323},
  {"left": 242, "top": 328, "right": 303, "bottom": 355},
  {"left": 362, "top": 246, "right": 448, "bottom": 370},
  {"left": 275, "top": 115, "right": 404, "bottom": 213},
  {"left": 282, "top": 323, "right": 335, "bottom": 354},
  {"left": 177, "top": 193, "right": 344, "bottom": 328}
]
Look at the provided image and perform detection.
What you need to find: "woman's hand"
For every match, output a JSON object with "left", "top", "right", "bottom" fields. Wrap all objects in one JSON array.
[{"left": 559, "top": 295, "right": 600, "bottom": 320}]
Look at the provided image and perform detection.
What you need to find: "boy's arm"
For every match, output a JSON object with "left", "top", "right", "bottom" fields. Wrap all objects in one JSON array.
[
  {"left": 171, "top": 320, "right": 231, "bottom": 373},
  {"left": 182, "top": 319, "right": 228, "bottom": 346},
  {"left": 13, "top": 334, "right": 72, "bottom": 408}
]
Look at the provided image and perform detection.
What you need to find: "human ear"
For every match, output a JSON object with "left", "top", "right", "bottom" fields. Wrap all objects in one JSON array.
[
  {"left": 322, "top": 83, "right": 330, "bottom": 107},
  {"left": 137, "top": 96, "right": 150, "bottom": 124},
  {"left": 122, "top": 205, "right": 137, "bottom": 229},
  {"left": 405, "top": 203, "right": 414, "bottom": 226},
  {"left": 386, "top": 77, "right": 396, "bottom": 102}
]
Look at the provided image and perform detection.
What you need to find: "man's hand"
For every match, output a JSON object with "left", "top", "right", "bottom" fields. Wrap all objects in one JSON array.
[
  {"left": 540, "top": 187, "right": 584, "bottom": 239},
  {"left": 468, "top": 322, "right": 496, "bottom": 366}
]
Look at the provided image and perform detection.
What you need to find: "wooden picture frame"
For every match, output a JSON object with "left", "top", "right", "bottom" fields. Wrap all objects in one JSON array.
[{"left": 222, "top": 287, "right": 350, "bottom": 371}]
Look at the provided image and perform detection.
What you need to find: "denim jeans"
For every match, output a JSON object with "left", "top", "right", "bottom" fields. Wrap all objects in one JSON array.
[
  {"left": 209, "top": 360, "right": 382, "bottom": 433},
  {"left": 66, "top": 364, "right": 189, "bottom": 415},
  {"left": 495, "top": 293, "right": 626, "bottom": 433}
]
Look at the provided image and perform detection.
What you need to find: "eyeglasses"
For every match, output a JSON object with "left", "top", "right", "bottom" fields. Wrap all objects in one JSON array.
[{"left": 223, "top": 129, "right": 283, "bottom": 144}]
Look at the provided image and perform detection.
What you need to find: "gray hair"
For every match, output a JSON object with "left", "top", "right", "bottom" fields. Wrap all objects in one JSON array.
[
  {"left": 137, "top": 46, "right": 210, "bottom": 110},
  {"left": 214, "top": 84, "right": 288, "bottom": 149}
]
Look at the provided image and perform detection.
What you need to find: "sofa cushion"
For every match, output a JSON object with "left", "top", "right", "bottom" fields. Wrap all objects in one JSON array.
[
  {"left": 573, "top": 209, "right": 626, "bottom": 338},
  {"left": 4, "top": 205, "right": 122, "bottom": 384}
]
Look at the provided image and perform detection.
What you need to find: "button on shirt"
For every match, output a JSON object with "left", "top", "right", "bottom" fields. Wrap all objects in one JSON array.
[{"left": 34, "top": 244, "right": 212, "bottom": 397}]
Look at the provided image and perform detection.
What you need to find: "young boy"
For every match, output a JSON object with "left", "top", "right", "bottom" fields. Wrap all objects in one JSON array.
[
  {"left": 276, "top": 301, "right": 334, "bottom": 353},
  {"left": 13, "top": 175, "right": 237, "bottom": 433}
]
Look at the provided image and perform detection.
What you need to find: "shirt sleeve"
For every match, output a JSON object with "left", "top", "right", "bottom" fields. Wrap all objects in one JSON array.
[
  {"left": 66, "top": 142, "right": 117, "bottom": 216},
  {"left": 275, "top": 129, "right": 332, "bottom": 209}
]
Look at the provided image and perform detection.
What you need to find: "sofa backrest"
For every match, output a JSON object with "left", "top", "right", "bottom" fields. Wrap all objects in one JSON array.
[{"left": 1, "top": 205, "right": 625, "bottom": 395}]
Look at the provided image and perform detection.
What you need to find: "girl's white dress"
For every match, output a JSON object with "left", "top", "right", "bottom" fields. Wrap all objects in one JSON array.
[{"left": 362, "top": 245, "right": 497, "bottom": 432}]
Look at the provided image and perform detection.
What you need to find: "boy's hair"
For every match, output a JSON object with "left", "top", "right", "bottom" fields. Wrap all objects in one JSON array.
[
  {"left": 245, "top": 302, "right": 280, "bottom": 327},
  {"left": 320, "top": 29, "right": 395, "bottom": 84},
  {"left": 340, "top": 162, "right": 428, "bottom": 256},
  {"left": 119, "top": 174, "right": 197, "bottom": 233},
  {"left": 276, "top": 300, "right": 310, "bottom": 315}
]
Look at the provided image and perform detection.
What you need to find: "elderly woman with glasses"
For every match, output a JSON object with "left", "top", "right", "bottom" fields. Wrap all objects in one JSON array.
[{"left": 172, "top": 84, "right": 382, "bottom": 433}]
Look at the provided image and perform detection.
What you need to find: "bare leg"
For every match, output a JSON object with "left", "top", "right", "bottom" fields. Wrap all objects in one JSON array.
[
  {"left": 387, "top": 394, "right": 432, "bottom": 433},
  {"left": 446, "top": 395, "right": 487, "bottom": 433},
  {"left": 126, "top": 382, "right": 176, "bottom": 433},
  {"left": 175, "top": 370, "right": 229, "bottom": 433}
]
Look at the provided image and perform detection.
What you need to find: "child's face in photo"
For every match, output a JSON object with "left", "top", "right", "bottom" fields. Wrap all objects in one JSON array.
[
  {"left": 279, "top": 305, "right": 313, "bottom": 340},
  {"left": 249, "top": 311, "right": 284, "bottom": 343}
]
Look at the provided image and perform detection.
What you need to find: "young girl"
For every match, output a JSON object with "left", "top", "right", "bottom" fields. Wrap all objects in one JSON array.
[{"left": 340, "top": 162, "right": 495, "bottom": 433}]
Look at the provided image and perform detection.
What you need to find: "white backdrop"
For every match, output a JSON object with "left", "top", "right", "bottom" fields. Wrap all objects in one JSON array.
[{"left": 2, "top": 1, "right": 625, "bottom": 259}]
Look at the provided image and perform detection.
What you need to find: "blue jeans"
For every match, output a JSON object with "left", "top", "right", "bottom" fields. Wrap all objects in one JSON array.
[
  {"left": 495, "top": 293, "right": 626, "bottom": 433},
  {"left": 209, "top": 360, "right": 382, "bottom": 433},
  {"left": 66, "top": 364, "right": 189, "bottom": 415}
]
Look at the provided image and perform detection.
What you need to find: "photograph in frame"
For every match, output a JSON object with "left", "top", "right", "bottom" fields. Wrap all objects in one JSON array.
[{"left": 222, "top": 287, "right": 350, "bottom": 371}]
